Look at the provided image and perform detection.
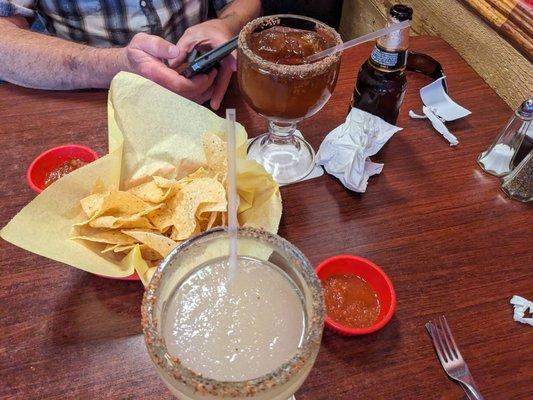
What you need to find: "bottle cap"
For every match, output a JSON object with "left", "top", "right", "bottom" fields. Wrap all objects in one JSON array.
[
  {"left": 390, "top": 4, "right": 413, "bottom": 21},
  {"left": 517, "top": 98, "right": 533, "bottom": 118}
]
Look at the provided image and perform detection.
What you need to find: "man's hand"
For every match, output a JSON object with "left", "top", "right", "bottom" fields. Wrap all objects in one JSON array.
[
  {"left": 123, "top": 32, "right": 217, "bottom": 104},
  {"left": 0, "top": 0, "right": 260, "bottom": 95},
  {"left": 172, "top": 19, "right": 236, "bottom": 110}
]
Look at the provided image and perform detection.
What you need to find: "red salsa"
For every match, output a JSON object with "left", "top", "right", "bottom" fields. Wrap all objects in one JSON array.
[
  {"left": 44, "top": 158, "right": 87, "bottom": 188},
  {"left": 323, "top": 274, "right": 381, "bottom": 329}
]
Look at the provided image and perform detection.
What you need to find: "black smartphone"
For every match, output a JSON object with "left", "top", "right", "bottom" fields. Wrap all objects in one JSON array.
[{"left": 179, "top": 36, "right": 238, "bottom": 78}]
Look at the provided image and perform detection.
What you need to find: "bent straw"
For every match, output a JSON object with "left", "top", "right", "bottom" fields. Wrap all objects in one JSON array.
[
  {"left": 226, "top": 109, "right": 238, "bottom": 283},
  {"left": 307, "top": 20, "right": 412, "bottom": 62}
]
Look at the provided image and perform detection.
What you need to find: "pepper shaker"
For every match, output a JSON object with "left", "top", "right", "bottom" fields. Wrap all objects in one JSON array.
[
  {"left": 478, "top": 99, "right": 533, "bottom": 177},
  {"left": 501, "top": 148, "right": 532, "bottom": 202}
]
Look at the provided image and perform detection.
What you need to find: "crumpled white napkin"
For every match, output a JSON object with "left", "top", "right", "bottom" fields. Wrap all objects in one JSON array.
[
  {"left": 316, "top": 108, "right": 402, "bottom": 192},
  {"left": 510, "top": 295, "right": 533, "bottom": 326}
]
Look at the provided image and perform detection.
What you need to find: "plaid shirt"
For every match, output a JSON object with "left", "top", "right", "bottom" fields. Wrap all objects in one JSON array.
[{"left": 0, "top": 0, "right": 231, "bottom": 47}]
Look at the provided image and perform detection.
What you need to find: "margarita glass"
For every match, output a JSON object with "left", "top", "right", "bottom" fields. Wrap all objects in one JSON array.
[
  {"left": 142, "top": 227, "right": 324, "bottom": 400},
  {"left": 238, "top": 15, "right": 342, "bottom": 184}
]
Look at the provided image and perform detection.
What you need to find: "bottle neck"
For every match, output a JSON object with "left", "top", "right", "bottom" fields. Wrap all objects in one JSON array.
[{"left": 369, "top": 17, "right": 410, "bottom": 72}]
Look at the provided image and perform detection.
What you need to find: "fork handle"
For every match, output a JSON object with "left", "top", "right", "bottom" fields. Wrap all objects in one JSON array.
[{"left": 459, "top": 378, "right": 484, "bottom": 400}]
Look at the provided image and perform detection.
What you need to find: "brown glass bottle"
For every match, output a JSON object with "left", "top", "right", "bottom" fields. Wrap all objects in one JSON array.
[{"left": 350, "top": 5, "right": 413, "bottom": 124}]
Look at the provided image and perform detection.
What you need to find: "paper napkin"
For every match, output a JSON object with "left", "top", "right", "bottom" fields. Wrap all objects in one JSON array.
[
  {"left": 510, "top": 295, "right": 533, "bottom": 326},
  {"left": 316, "top": 108, "right": 402, "bottom": 192},
  {"left": 409, "top": 76, "right": 471, "bottom": 146}
]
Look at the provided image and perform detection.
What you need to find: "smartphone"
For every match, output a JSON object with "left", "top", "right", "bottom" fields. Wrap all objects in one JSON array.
[{"left": 179, "top": 36, "right": 238, "bottom": 79}]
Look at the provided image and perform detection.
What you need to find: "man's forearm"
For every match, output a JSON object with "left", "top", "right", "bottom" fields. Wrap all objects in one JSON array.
[
  {"left": 0, "top": 18, "right": 127, "bottom": 90},
  {"left": 219, "top": 0, "right": 261, "bottom": 35}
]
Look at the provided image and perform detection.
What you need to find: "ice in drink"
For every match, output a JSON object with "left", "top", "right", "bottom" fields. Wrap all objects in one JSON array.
[{"left": 238, "top": 20, "right": 342, "bottom": 121}]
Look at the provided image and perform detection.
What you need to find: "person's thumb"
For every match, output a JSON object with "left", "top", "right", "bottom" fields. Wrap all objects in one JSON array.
[
  {"left": 169, "top": 28, "right": 213, "bottom": 68},
  {"left": 167, "top": 46, "right": 191, "bottom": 68},
  {"left": 168, "top": 40, "right": 199, "bottom": 68},
  {"left": 133, "top": 33, "right": 179, "bottom": 59}
]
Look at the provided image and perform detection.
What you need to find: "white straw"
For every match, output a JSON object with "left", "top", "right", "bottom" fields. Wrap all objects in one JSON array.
[
  {"left": 226, "top": 109, "right": 238, "bottom": 283},
  {"left": 307, "top": 20, "right": 412, "bottom": 62}
]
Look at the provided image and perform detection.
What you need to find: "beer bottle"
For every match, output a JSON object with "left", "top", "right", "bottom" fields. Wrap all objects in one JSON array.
[{"left": 350, "top": 4, "right": 413, "bottom": 124}]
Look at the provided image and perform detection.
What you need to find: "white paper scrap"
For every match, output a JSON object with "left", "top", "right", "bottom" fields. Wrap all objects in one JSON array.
[
  {"left": 423, "top": 106, "right": 459, "bottom": 146},
  {"left": 420, "top": 76, "right": 471, "bottom": 122},
  {"left": 510, "top": 295, "right": 533, "bottom": 326},
  {"left": 408, "top": 110, "right": 427, "bottom": 119},
  {"left": 409, "top": 76, "right": 470, "bottom": 146},
  {"left": 316, "top": 108, "right": 402, "bottom": 192}
]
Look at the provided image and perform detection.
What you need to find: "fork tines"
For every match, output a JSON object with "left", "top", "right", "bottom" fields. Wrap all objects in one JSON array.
[
  {"left": 425, "top": 316, "right": 484, "bottom": 399},
  {"left": 426, "top": 315, "right": 462, "bottom": 364}
]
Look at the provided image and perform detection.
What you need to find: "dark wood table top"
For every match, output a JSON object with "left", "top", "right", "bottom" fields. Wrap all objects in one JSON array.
[{"left": 1, "top": 36, "right": 531, "bottom": 400}]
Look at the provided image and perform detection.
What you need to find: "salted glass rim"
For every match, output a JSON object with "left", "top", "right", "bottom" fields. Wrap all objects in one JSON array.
[
  {"left": 237, "top": 14, "right": 343, "bottom": 77},
  {"left": 141, "top": 227, "right": 325, "bottom": 397}
]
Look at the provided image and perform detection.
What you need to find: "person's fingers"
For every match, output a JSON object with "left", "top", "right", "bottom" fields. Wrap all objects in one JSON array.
[
  {"left": 194, "top": 85, "right": 215, "bottom": 105},
  {"left": 169, "top": 30, "right": 199, "bottom": 68},
  {"left": 176, "top": 27, "right": 211, "bottom": 55},
  {"left": 171, "top": 26, "right": 228, "bottom": 67},
  {"left": 167, "top": 40, "right": 195, "bottom": 68},
  {"left": 187, "top": 68, "right": 218, "bottom": 95},
  {"left": 210, "top": 58, "right": 233, "bottom": 110},
  {"left": 133, "top": 32, "right": 179, "bottom": 59},
  {"left": 226, "top": 52, "right": 237, "bottom": 72},
  {"left": 146, "top": 62, "right": 217, "bottom": 99},
  {"left": 143, "top": 62, "right": 192, "bottom": 93}
]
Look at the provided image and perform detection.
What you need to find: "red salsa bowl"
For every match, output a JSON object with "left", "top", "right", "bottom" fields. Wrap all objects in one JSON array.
[
  {"left": 27, "top": 144, "right": 99, "bottom": 193},
  {"left": 316, "top": 254, "right": 396, "bottom": 336}
]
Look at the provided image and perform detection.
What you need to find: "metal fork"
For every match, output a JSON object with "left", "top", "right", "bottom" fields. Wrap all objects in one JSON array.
[{"left": 425, "top": 316, "right": 484, "bottom": 400}]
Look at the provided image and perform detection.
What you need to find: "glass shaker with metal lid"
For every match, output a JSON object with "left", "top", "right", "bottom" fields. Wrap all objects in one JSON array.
[
  {"left": 478, "top": 99, "right": 533, "bottom": 177},
  {"left": 501, "top": 148, "right": 532, "bottom": 202}
]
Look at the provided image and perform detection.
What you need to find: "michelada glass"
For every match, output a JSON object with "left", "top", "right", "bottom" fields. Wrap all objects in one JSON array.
[
  {"left": 237, "top": 15, "right": 342, "bottom": 184},
  {"left": 142, "top": 227, "right": 324, "bottom": 400}
]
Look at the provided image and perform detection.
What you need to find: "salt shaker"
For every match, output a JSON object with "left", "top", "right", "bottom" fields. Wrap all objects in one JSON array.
[
  {"left": 478, "top": 99, "right": 533, "bottom": 177},
  {"left": 501, "top": 148, "right": 532, "bottom": 202}
]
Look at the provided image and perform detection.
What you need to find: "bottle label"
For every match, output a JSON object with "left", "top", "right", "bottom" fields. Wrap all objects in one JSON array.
[{"left": 370, "top": 46, "right": 407, "bottom": 71}]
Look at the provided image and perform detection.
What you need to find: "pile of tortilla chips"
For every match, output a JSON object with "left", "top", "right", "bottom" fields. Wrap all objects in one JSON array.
[
  {"left": 0, "top": 72, "right": 281, "bottom": 286},
  {"left": 71, "top": 132, "right": 232, "bottom": 271}
]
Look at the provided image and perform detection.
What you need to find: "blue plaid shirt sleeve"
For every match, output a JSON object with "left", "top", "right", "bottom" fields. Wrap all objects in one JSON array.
[
  {"left": 0, "top": 0, "right": 36, "bottom": 18},
  {"left": 211, "top": 0, "right": 233, "bottom": 12}
]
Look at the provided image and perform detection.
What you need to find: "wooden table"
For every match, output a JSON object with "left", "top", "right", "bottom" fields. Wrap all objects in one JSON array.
[{"left": 1, "top": 36, "right": 531, "bottom": 400}]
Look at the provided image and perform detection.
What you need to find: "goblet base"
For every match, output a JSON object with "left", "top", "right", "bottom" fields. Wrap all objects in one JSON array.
[{"left": 247, "top": 132, "right": 316, "bottom": 185}]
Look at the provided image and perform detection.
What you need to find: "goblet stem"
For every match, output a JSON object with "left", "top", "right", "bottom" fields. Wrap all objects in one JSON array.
[
  {"left": 268, "top": 120, "right": 299, "bottom": 146},
  {"left": 247, "top": 118, "right": 315, "bottom": 184}
]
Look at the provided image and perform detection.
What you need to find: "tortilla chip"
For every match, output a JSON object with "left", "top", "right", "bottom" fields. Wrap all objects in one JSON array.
[
  {"left": 171, "top": 178, "right": 226, "bottom": 240},
  {"left": 148, "top": 198, "right": 176, "bottom": 232},
  {"left": 72, "top": 230, "right": 137, "bottom": 246},
  {"left": 199, "top": 212, "right": 219, "bottom": 231},
  {"left": 152, "top": 176, "right": 179, "bottom": 189},
  {"left": 91, "top": 178, "right": 107, "bottom": 194},
  {"left": 178, "top": 167, "right": 215, "bottom": 183},
  {"left": 113, "top": 244, "right": 137, "bottom": 253},
  {"left": 203, "top": 132, "right": 227, "bottom": 173},
  {"left": 80, "top": 190, "right": 153, "bottom": 220},
  {"left": 101, "top": 243, "right": 120, "bottom": 253},
  {"left": 121, "top": 245, "right": 151, "bottom": 285},
  {"left": 122, "top": 229, "right": 179, "bottom": 258},
  {"left": 76, "top": 203, "right": 162, "bottom": 227},
  {"left": 127, "top": 180, "right": 173, "bottom": 203},
  {"left": 88, "top": 214, "right": 154, "bottom": 229}
]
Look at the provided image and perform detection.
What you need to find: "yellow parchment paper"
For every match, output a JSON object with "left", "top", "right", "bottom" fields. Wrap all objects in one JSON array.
[{"left": 1, "top": 72, "right": 282, "bottom": 279}]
